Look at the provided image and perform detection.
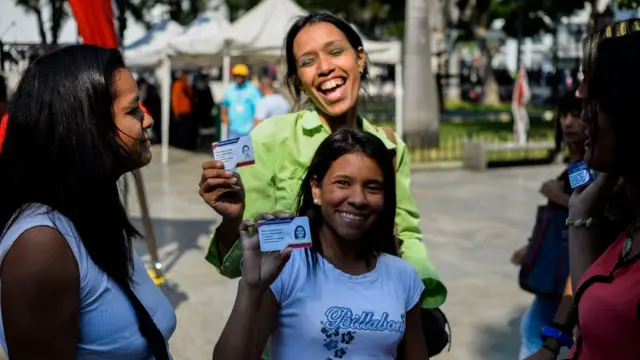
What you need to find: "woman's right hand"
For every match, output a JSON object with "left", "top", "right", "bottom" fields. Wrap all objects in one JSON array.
[
  {"left": 239, "top": 213, "right": 294, "bottom": 290},
  {"left": 568, "top": 173, "right": 619, "bottom": 218},
  {"left": 199, "top": 160, "right": 245, "bottom": 220}
]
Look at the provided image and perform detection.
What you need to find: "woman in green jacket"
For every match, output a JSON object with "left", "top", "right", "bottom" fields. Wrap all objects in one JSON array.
[{"left": 198, "top": 12, "right": 446, "bottom": 310}]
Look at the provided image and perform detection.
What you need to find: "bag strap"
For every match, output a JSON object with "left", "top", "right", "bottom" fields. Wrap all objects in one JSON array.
[
  {"left": 117, "top": 281, "right": 170, "bottom": 360},
  {"left": 378, "top": 126, "right": 398, "bottom": 171}
]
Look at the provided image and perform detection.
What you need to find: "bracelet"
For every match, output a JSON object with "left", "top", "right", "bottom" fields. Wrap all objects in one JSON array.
[
  {"left": 566, "top": 217, "right": 595, "bottom": 228},
  {"left": 541, "top": 325, "right": 574, "bottom": 348}
]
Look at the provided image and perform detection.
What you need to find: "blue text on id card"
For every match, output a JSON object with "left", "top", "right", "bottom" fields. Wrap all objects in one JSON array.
[
  {"left": 568, "top": 161, "right": 598, "bottom": 189},
  {"left": 212, "top": 136, "right": 255, "bottom": 171},
  {"left": 257, "top": 217, "right": 312, "bottom": 252}
]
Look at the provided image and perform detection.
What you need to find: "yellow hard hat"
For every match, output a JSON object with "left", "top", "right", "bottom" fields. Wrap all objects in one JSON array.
[{"left": 231, "top": 64, "right": 249, "bottom": 77}]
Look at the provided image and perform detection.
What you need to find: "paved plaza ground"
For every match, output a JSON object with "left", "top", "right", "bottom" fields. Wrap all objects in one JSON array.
[{"left": 1, "top": 146, "right": 567, "bottom": 359}]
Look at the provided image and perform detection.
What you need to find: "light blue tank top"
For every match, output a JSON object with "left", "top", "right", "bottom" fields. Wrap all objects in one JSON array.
[{"left": 0, "top": 204, "right": 177, "bottom": 359}]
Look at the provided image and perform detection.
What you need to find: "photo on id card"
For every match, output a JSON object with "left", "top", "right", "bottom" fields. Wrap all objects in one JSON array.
[
  {"left": 257, "top": 217, "right": 312, "bottom": 252},
  {"left": 211, "top": 136, "right": 255, "bottom": 171}
]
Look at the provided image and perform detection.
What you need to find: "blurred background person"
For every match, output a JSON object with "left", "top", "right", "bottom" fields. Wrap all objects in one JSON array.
[
  {"left": 193, "top": 71, "right": 216, "bottom": 138},
  {"left": 221, "top": 64, "right": 262, "bottom": 139},
  {"left": 171, "top": 72, "right": 197, "bottom": 150},
  {"left": 254, "top": 73, "right": 290, "bottom": 127}
]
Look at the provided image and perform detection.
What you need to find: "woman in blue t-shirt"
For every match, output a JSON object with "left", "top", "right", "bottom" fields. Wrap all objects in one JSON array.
[{"left": 213, "top": 128, "right": 429, "bottom": 360}]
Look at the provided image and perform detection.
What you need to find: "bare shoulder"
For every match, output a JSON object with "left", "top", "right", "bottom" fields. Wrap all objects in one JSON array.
[
  {"left": 1, "top": 226, "right": 80, "bottom": 357},
  {"left": 2, "top": 225, "right": 78, "bottom": 287}
]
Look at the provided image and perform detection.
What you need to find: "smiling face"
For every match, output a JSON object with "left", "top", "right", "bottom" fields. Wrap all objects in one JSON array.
[
  {"left": 311, "top": 152, "right": 384, "bottom": 242},
  {"left": 292, "top": 22, "right": 365, "bottom": 118},
  {"left": 295, "top": 226, "right": 306, "bottom": 239},
  {"left": 112, "top": 69, "right": 153, "bottom": 170}
]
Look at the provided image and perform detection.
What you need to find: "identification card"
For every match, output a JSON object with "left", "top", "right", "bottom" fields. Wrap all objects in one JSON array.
[
  {"left": 257, "top": 217, "right": 312, "bottom": 252},
  {"left": 212, "top": 136, "right": 255, "bottom": 171},
  {"left": 568, "top": 161, "right": 598, "bottom": 189}
]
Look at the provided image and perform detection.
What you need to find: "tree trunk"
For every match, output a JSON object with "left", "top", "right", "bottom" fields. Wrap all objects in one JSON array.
[
  {"left": 403, "top": 0, "right": 440, "bottom": 148},
  {"left": 475, "top": 34, "right": 500, "bottom": 105},
  {"left": 483, "top": 54, "right": 500, "bottom": 104},
  {"left": 34, "top": 8, "right": 48, "bottom": 45},
  {"left": 49, "top": 0, "right": 66, "bottom": 45}
]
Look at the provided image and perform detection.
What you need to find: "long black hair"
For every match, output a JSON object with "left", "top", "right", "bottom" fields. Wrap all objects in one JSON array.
[
  {"left": 581, "top": 19, "right": 640, "bottom": 173},
  {"left": 295, "top": 128, "right": 398, "bottom": 269},
  {"left": 590, "top": 30, "right": 640, "bottom": 176},
  {"left": 0, "top": 45, "right": 140, "bottom": 286},
  {"left": 283, "top": 12, "right": 370, "bottom": 108}
]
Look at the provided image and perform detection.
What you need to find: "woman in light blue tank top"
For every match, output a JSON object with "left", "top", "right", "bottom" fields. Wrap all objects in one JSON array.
[
  {"left": 0, "top": 45, "right": 176, "bottom": 359},
  {"left": 214, "top": 129, "right": 429, "bottom": 360}
]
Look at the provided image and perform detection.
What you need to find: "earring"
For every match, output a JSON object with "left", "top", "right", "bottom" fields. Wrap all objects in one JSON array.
[{"left": 313, "top": 199, "right": 319, "bottom": 205}]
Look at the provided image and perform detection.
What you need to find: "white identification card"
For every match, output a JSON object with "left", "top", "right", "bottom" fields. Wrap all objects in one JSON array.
[
  {"left": 212, "top": 136, "right": 255, "bottom": 171},
  {"left": 257, "top": 217, "right": 313, "bottom": 252}
]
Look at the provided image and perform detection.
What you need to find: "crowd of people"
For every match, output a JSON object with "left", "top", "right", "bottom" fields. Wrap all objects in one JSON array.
[
  {"left": 0, "top": 9, "right": 639, "bottom": 360},
  {"left": 141, "top": 63, "right": 292, "bottom": 152}
]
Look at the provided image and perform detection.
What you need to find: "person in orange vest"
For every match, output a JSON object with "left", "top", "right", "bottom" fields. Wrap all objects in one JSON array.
[{"left": 171, "top": 73, "right": 197, "bottom": 150}]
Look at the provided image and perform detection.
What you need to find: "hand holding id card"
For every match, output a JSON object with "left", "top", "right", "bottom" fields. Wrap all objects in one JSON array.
[
  {"left": 257, "top": 217, "right": 312, "bottom": 252},
  {"left": 212, "top": 136, "right": 255, "bottom": 171},
  {"left": 568, "top": 161, "right": 598, "bottom": 189}
]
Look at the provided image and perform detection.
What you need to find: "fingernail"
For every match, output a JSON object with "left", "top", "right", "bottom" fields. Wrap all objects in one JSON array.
[
  {"left": 231, "top": 177, "right": 238, "bottom": 183},
  {"left": 225, "top": 171, "right": 233, "bottom": 176}
]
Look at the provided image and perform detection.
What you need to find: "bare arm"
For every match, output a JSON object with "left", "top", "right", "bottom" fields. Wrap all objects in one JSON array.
[
  {"left": 568, "top": 225, "right": 603, "bottom": 293},
  {"left": 539, "top": 277, "right": 577, "bottom": 355},
  {"left": 399, "top": 305, "right": 429, "bottom": 360},
  {"left": 213, "top": 218, "right": 243, "bottom": 265},
  {"left": 213, "top": 281, "right": 278, "bottom": 360},
  {"left": 1, "top": 226, "right": 79, "bottom": 359},
  {"left": 567, "top": 174, "right": 622, "bottom": 293},
  {"left": 221, "top": 106, "right": 229, "bottom": 125}
]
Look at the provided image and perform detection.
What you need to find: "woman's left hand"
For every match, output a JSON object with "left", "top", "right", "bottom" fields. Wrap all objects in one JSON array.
[
  {"left": 540, "top": 179, "right": 564, "bottom": 201},
  {"left": 239, "top": 212, "right": 295, "bottom": 290}
]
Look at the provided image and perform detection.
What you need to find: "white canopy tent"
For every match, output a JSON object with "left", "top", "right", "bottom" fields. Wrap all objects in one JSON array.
[
  {"left": 124, "top": 19, "right": 185, "bottom": 68},
  {"left": 168, "top": 10, "right": 231, "bottom": 68}
]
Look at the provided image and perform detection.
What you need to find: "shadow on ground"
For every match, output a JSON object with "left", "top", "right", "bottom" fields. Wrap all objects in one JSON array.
[
  {"left": 131, "top": 217, "right": 215, "bottom": 272},
  {"left": 474, "top": 306, "right": 526, "bottom": 360},
  {"left": 130, "top": 217, "right": 217, "bottom": 311}
]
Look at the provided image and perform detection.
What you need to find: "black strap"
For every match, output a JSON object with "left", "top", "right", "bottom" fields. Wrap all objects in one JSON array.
[{"left": 117, "top": 281, "right": 170, "bottom": 360}]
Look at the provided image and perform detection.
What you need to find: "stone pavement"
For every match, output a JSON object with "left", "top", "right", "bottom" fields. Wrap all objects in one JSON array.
[{"left": 0, "top": 147, "right": 566, "bottom": 359}]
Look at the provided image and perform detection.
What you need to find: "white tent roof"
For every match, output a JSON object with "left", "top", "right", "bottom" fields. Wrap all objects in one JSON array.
[
  {"left": 167, "top": 10, "right": 230, "bottom": 67},
  {"left": 224, "top": 0, "right": 306, "bottom": 59},
  {"left": 350, "top": 23, "right": 401, "bottom": 65},
  {"left": 224, "top": 0, "right": 400, "bottom": 64},
  {"left": 124, "top": 19, "right": 184, "bottom": 68}
]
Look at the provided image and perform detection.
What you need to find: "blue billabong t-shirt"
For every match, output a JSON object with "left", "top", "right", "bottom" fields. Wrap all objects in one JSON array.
[
  {"left": 222, "top": 82, "right": 262, "bottom": 136},
  {"left": 269, "top": 249, "right": 424, "bottom": 360}
]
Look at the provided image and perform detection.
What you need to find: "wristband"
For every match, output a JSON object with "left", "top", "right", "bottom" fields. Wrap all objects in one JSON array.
[{"left": 541, "top": 325, "right": 574, "bottom": 348}]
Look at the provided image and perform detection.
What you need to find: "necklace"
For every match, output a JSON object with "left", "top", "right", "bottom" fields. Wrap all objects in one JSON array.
[{"left": 620, "top": 218, "right": 640, "bottom": 260}]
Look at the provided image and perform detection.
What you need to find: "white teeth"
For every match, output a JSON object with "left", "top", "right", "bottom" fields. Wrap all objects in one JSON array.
[
  {"left": 320, "top": 78, "right": 345, "bottom": 91},
  {"left": 339, "top": 211, "right": 364, "bottom": 221}
]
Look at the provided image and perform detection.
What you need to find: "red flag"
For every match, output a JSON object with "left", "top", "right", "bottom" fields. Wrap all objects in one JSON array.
[
  {"left": 0, "top": 113, "right": 7, "bottom": 156},
  {"left": 68, "top": 0, "right": 119, "bottom": 48}
]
